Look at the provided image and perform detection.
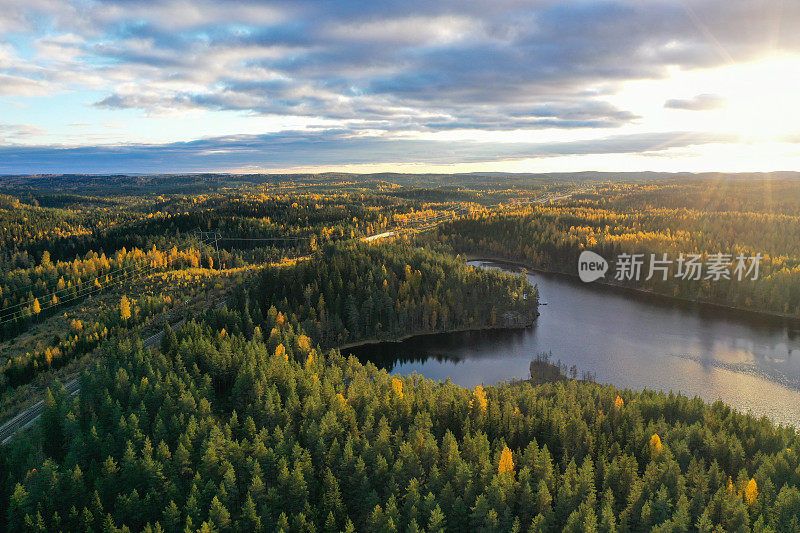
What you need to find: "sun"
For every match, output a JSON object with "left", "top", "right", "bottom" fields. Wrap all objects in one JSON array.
[
  {"left": 611, "top": 53, "right": 800, "bottom": 143},
  {"left": 708, "top": 54, "right": 800, "bottom": 142}
]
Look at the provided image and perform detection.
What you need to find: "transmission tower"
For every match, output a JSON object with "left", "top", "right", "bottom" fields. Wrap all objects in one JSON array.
[{"left": 196, "top": 228, "right": 223, "bottom": 270}]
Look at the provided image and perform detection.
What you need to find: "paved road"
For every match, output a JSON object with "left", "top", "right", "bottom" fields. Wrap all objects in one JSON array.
[
  {"left": 0, "top": 230, "right": 400, "bottom": 444},
  {"left": 362, "top": 231, "right": 395, "bottom": 242}
]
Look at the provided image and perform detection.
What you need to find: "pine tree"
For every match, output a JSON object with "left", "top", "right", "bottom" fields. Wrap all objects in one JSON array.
[
  {"left": 322, "top": 467, "right": 344, "bottom": 521},
  {"left": 41, "top": 388, "right": 65, "bottom": 460},
  {"left": 311, "top": 509, "right": 331, "bottom": 533},
  {"left": 241, "top": 493, "right": 261, "bottom": 531},
  {"left": 427, "top": 505, "right": 446, "bottom": 533},
  {"left": 8, "top": 483, "right": 31, "bottom": 531},
  {"left": 535, "top": 480, "right": 553, "bottom": 517},
  {"left": 208, "top": 496, "right": 230, "bottom": 531},
  {"left": 276, "top": 512, "right": 290, "bottom": 532},
  {"left": 161, "top": 324, "right": 178, "bottom": 353},
  {"left": 162, "top": 501, "right": 181, "bottom": 533}
]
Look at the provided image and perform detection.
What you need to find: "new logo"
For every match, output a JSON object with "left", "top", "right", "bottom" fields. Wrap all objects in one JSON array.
[{"left": 578, "top": 251, "right": 608, "bottom": 282}]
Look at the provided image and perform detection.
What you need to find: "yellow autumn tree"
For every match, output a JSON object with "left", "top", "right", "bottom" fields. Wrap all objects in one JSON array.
[
  {"left": 275, "top": 344, "right": 287, "bottom": 360},
  {"left": 392, "top": 378, "right": 404, "bottom": 399},
  {"left": 649, "top": 434, "right": 663, "bottom": 456},
  {"left": 470, "top": 385, "right": 488, "bottom": 413},
  {"left": 120, "top": 295, "right": 131, "bottom": 321},
  {"left": 614, "top": 395, "right": 624, "bottom": 409},
  {"left": 32, "top": 298, "right": 41, "bottom": 314},
  {"left": 296, "top": 334, "right": 313, "bottom": 355},
  {"left": 498, "top": 446, "right": 514, "bottom": 475},
  {"left": 745, "top": 478, "right": 758, "bottom": 505}
]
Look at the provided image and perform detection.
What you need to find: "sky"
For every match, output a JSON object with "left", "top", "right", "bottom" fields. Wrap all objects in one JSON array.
[{"left": 0, "top": 0, "right": 799, "bottom": 174}]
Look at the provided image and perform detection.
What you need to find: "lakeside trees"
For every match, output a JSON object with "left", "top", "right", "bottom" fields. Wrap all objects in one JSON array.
[
  {"left": 232, "top": 244, "right": 537, "bottom": 348},
  {"left": 4, "top": 320, "right": 800, "bottom": 531},
  {"left": 430, "top": 179, "right": 800, "bottom": 317}
]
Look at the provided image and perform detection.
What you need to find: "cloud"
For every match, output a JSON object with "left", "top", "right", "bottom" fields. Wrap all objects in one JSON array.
[
  {"left": 2, "top": 0, "right": 799, "bottom": 171},
  {"left": 324, "top": 15, "right": 478, "bottom": 46},
  {"left": 0, "top": 74, "right": 51, "bottom": 96},
  {"left": 0, "top": 129, "right": 736, "bottom": 174},
  {"left": 0, "top": 122, "right": 45, "bottom": 143},
  {"left": 665, "top": 93, "right": 726, "bottom": 111},
  {"left": 0, "top": 43, "right": 55, "bottom": 95},
  {"left": 80, "top": 0, "right": 797, "bottom": 131}
]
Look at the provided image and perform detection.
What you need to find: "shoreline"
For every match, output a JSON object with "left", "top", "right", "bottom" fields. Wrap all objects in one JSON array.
[
  {"left": 337, "top": 318, "right": 535, "bottom": 351},
  {"left": 465, "top": 254, "right": 800, "bottom": 327}
]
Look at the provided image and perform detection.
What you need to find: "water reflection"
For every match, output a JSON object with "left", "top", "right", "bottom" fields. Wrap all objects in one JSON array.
[{"left": 345, "top": 261, "right": 800, "bottom": 427}]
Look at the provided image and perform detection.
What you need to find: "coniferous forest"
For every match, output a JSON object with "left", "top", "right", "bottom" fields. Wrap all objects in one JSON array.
[{"left": 2, "top": 174, "right": 800, "bottom": 532}]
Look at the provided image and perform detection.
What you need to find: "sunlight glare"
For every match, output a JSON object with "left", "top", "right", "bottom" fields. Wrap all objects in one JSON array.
[{"left": 613, "top": 54, "right": 800, "bottom": 143}]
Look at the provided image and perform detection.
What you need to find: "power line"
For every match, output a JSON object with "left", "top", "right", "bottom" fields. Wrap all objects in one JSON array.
[
  {"left": 0, "top": 260, "right": 174, "bottom": 324},
  {"left": 0, "top": 261, "right": 159, "bottom": 321},
  {"left": 1, "top": 256, "right": 167, "bottom": 309},
  {"left": 0, "top": 231, "right": 218, "bottom": 327},
  {"left": 0, "top": 233, "right": 216, "bottom": 315},
  {"left": 3, "top": 190, "right": 563, "bottom": 314},
  {"left": 218, "top": 236, "right": 311, "bottom": 241}
]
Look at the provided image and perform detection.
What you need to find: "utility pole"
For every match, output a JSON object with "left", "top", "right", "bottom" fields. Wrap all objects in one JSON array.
[
  {"left": 213, "top": 231, "right": 222, "bottom": 270},
  {"left": 196, "top": 228, "right": 222, "bottom": 270}
]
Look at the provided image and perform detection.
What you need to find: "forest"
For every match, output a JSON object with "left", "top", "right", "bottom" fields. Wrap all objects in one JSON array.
[
  {"left": 2, "top": 173, "right": 800, "bottom": 532},
  {"left": 236, "top": 244, "right": 536, "bottom": 348},
  {"left": 3, "top": 250, "right": 800, "bottom": 532},
  {"left": 428, "top": 178, "right": 800, "bottom": 317}
]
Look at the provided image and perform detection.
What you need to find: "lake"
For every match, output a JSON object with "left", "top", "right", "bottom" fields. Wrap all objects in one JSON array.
[{"left": 344, "top": 260, "right": 800, "bottom": 427}]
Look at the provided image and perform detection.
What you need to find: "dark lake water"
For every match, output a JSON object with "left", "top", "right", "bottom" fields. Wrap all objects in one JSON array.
[{"left": 345, "top": 261, "right": 800, "bottom": 427}]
